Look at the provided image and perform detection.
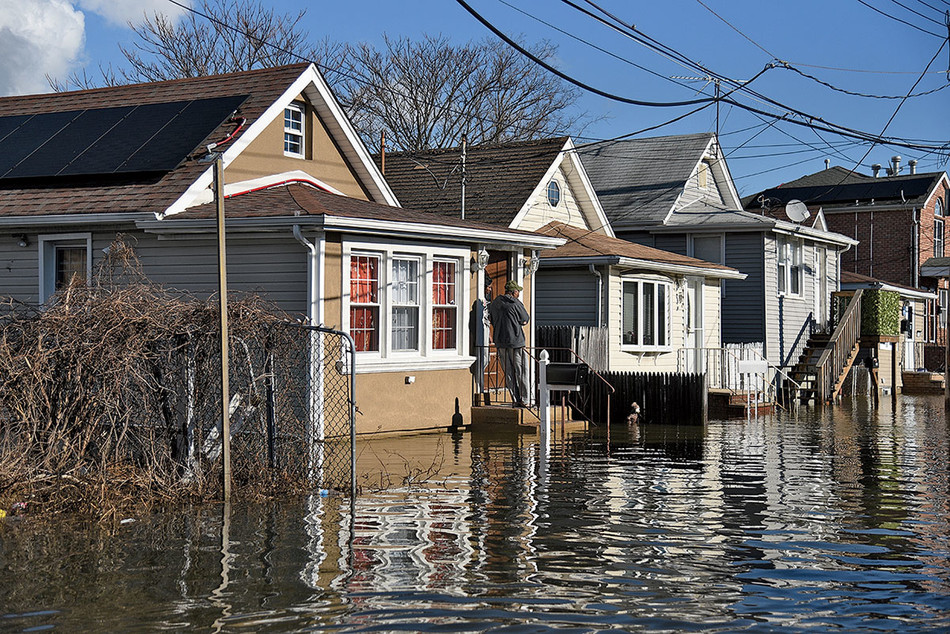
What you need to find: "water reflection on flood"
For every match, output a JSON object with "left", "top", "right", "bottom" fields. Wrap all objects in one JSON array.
[{"left": 3, "top": 396, "right": 950, "bottom": 632}]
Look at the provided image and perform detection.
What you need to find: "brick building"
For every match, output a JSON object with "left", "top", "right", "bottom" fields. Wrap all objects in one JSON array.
[{"left": 745, "top": 158, "right": 950, "bottom": 369}]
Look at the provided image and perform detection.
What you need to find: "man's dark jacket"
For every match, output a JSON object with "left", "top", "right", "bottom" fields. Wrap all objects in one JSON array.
[{"left": 488, "top": 294, "right": 530, "bottom": 348}]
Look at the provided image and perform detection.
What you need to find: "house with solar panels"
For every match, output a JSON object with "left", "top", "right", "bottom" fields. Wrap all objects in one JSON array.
[
  {"left": 745, "top": 161, "right": 950, "bottom": 375},
  {"left": 379, "top": 139, "right": 744, "bottom": 382},
  {"left": 577, "top": 133, "right": 858, "bottom": 403},
  {"left": 0, "top": 63, "right": 563, "bottom": 434}
]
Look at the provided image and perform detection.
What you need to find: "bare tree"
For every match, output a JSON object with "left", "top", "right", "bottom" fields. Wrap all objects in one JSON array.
[
  {"left": 118, "top": 0, "right": 341, "bottom": 82},
  {"left": 340, "top": 35, "right": 587, "bottom": 152},
  {"left": 49, "top": 0, "right": 344, "bottom": 90}
]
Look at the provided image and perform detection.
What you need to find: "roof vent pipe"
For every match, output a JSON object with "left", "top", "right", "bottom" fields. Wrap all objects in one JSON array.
[
  {"left": 908, "top": 159, "right": 917, "bottom": 175},
  {"left": 824, "top": 158, "right": 831, "bottom": 170},
  {"left": 872, "top": 164, "right": 881, "bottom": 178},
  {"left": 891, "top": 155, "right": 901, "bottom": 176}
]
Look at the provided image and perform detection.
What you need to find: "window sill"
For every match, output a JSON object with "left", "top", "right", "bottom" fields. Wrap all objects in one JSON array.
[
  {"left": 353, "top": 354, "right": 476, "bottom": 374},
  {"left": 777, "top": 293, "right": 805, "bottom": 300},
  {"left": 620, "top": 346, "right": 673, "bottom": 354}
]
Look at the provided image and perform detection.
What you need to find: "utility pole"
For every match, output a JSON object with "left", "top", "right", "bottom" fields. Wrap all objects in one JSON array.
[
  {"left": 214, "top": 156, "right": 231, "bottom": 502},
  {"left": 461, "top": 134, "right": 467, "bottom": 220}
]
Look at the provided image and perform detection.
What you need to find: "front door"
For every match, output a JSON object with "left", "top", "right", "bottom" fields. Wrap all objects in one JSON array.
[
  {"left": 483, "top": 251, "right": 512, "bottom": 400},
  {"left": 814, "top": 247, "right": 828, "bottom": 331},
  {"left": 904, "top": 303, "right": 915, "bottom": 370}
]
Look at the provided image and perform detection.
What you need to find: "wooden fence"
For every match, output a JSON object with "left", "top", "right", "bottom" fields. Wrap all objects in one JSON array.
[
  {"left": 585, "top": 371, "right": 706, "bottom": 426},
  {"left": 537, "top": 325, "right": 608, "bottom": 370}
]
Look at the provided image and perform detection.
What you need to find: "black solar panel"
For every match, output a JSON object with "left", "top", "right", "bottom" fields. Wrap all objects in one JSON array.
[
  {"left": 761, "top": 176, "right": 936, "bottom": 205},
  {"left": 0, "top": 94, "right": 248, "bottom": 180}
]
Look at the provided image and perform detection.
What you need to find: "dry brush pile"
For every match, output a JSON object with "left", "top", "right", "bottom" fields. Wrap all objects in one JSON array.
[{"left": 0, "top": 241, "right": 308, "bottom": 518}]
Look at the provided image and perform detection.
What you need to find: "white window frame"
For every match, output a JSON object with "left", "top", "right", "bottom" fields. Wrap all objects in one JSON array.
[
  {"left": 620, "top": 276, "right": 673, "bottom": 352},
  {"left": 777, "top": 235, "right": 804, "bottom": 298},
  {"left": 391, "top": 255, "right": 422, "bottom": 352},
  {"left": 38, "top": 233, "right": 92, "bottom": 304},
  {"left": 935, "top": 202, "right": 944, "bottom": 258},
  {"left": 283, "top": 102, "right": 305, "bottom": 158},
  {"left": 940, "top": 288, "right": 948, "bottom": 329},
  {"left": 342, "top": 239, "right": 472, "bottom": 373}
]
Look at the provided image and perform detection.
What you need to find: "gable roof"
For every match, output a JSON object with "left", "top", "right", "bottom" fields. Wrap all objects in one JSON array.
[
  {"left": 536, "top": 221, "right": 744, "bottom": 279},
  {"left": 744, "top": 167, "right": 946, "bottom": 210},
  {"left": 378, "top": 137, "right": 570, "bottom": 227},
  {"left": 577, "top": 132, "right": 721, "bottom": 226},
  {"left": 0, "top": 63, "right": 398, "bottom": 220}
]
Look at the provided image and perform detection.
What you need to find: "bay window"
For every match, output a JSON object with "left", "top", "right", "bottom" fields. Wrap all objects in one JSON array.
[
  {"left": 622, "top": 278, "right": 670, "bottom": 350},
  {"left": 345, "top": 242, "right": 469, "bottom": 367}
]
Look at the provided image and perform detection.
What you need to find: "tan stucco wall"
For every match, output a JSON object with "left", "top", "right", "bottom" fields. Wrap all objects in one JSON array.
[
  {"left": 225, "top": 96, "right": 371, "bottom": 200},
  {"left": 354, "top": 369, "right": 472, "bottom": 434},
  {"left": 324, "top": 235, "right": 343, "bottom": 329}
]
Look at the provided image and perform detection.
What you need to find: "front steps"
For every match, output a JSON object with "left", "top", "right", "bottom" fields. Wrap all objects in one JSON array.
[
  {"left": 709, "top": 389, "right": 776, "bottom": 419},
  {"left": 786, "top": 333, "right": 860, "bottom": 404}
]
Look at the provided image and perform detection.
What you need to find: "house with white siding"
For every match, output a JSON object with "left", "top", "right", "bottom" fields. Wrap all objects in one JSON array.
[
  {"left": 381, "top": 138, "right": 740, "bottom": 375},
  {"left": 578, "top": 133, "right": 857, "bottom": 377},
  {"left": 0, "top": 63, "right": 562, "bottom": 434}
]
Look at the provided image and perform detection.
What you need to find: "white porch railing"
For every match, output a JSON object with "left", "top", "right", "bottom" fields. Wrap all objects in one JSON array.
[{"left": 677, "top": 343, "right": 802, "bottom": 407}]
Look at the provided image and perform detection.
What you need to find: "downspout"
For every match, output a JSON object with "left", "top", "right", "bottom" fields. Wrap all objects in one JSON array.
[
  {"left": 589, "top": 264, "right": 603, "bottom": 327},
  {"left": 293, "top": 224, "right": 325, "bottom": 482},
  {"left": 293, "top": 224, "right": 324, "bottom": 325},
  {"left": 913, "top": 208, "right": 919, "bottom": 288}
]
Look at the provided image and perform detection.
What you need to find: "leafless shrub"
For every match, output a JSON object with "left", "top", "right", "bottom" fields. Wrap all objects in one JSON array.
[{"left": 0, "top": 239, "right": 305, "bottom": 518}]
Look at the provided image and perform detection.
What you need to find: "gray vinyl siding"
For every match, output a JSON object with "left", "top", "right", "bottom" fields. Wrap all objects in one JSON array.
[
  {"left": 130, "top": 232, "right": 308, "bottom": 316},
  {"left": 722, "top": 232, "right": 765, "bottom": 345},
  {"left": 0, "top": 232, "right": 40, "bottom": 305},
  {"left": 534, "top": 268, "right": 599, "bottom": 326},
  {"left": 0, "top": 228, "right": 308, "bottom": 316},
  {"left": 652, "top": 234, "right": 688, "bottom": 254}
]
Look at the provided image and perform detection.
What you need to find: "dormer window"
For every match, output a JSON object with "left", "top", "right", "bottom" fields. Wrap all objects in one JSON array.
[
  {"left": 547, "top": 180, "right": 561, "bottom": 207},
  {"left": 284, "top": 103, "right": 305, "bottom": 158}
]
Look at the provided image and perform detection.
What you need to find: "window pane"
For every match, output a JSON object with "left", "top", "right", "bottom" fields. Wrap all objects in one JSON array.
[
  {"left": 351, "top": 256, "right": 378, "bottom": 303},
  {"left": 643, "top": 283, "right": 655, "bottom": 346},
  {"left": 657, "top": 284, "right": 666, "bottom": 346},
  {"left": 622, "top": 281, "right": 638, "bottom": 345},
  {"left": 392, "top": 307, "right": 419, "bottom": 351},
  {"left": 936, "top": 219, "right": 944, "bottom": 257},
  {"left": 392, "top": 258, "right": 418, "bottom": 305},
  {"left": 350, "top": 307, "right": 379, "bottom": 352},
  {"left": 55, "top": 246, "right": 86, "bottom": 291},
  {"left": 692, "top": 235, "right": 722, "bottom": 264},
  {"left": 432, "top": 307, "right": 456, "bottom": 349},
  {"left": 432, "top": 261, "right": 456, "bottom": 305}
]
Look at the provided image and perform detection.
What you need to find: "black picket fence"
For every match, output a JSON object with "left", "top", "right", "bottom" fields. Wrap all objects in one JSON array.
[{"left": 585, "top": 371, "right": 707, "bottom": 426}]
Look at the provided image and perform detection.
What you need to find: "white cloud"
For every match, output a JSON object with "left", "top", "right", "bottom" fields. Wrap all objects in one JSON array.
[
  {"left": 78, "top": 0, "right": 190, "bottom": 27},
  {"left": 0, "top": 0, "right": 85, "bottom": 96}
]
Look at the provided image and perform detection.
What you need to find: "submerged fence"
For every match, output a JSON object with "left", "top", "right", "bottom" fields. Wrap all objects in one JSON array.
[{"left": 585, "top": 371, "right": 706, "bottom": 426}]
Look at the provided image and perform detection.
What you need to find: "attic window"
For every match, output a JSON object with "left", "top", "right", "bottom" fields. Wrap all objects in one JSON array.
[
  {"left": 698, "top": 161, "right": 710, "bottom": 189},
  {"left": 547, "top": 180, "right": 561, "bottom": 207},
  {"left": 284, "top": 103, "right": 305, "bottom": 158}
]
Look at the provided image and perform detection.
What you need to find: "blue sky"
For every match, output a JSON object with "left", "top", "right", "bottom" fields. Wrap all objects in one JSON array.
[{"left": 4, "top": 0, "right": 948, "bottom": 196}]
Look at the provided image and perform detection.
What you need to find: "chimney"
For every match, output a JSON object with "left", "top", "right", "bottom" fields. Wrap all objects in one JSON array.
[
  {"left": 891, "top": 155, "right": 901, "bottom": 176},
  {"left": 872, "top": 163, "right": 882, "bottom": 178},
  {"left": 824, "top": 158, "right": 831, "bottom": 170},
  {"left": 909, "top": 159, "right": 917, "bottom": 175}
]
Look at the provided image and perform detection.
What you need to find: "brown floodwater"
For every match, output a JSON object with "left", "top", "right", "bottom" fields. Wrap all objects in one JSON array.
[{"left": 2, "top": 394, "right": 950, "bottom": 632}]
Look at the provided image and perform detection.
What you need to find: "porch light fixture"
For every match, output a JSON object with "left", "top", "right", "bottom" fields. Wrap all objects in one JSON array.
[
  {"left": 475, "top": 248, "right": 490, "bottom": 271},
  {"left": 17, "top": 235, "right": 29, "bottom": 248},
  {"left": 522, "top": 253, "right": 540, "bottom": 277}
]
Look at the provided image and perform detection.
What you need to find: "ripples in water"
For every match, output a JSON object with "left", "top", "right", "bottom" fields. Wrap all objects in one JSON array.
[{"left": 2, "top": 396, "right": 950, "bottom": 631}]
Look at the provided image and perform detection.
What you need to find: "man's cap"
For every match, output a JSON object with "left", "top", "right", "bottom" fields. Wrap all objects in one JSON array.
[{"left": 505, "top": 280, "right": 523, "bottom": 292}]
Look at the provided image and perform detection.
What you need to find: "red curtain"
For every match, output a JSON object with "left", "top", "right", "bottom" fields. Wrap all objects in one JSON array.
[
  {"left": 432, "top": 261, "right": 455, "bottom": 305},
  {"left": 351, "top": 256, "right": 378, "bottom": 304}
]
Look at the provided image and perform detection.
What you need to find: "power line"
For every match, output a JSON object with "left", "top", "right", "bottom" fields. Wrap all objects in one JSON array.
[
  {"left": 854, "top": 0, "right": 944, "bottom": 36},
  {"left": 885, "top": 0, "right": 947, "bottom": 25}
]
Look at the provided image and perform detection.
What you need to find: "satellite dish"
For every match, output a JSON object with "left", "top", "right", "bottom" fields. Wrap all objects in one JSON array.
[{"left": 785, "top": 199, "right": 810, "bottom": 223}]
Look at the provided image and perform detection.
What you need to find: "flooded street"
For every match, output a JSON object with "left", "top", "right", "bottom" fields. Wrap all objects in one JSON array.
[{"left": 3, "top": 395, "right": 950, "bottom": 632}]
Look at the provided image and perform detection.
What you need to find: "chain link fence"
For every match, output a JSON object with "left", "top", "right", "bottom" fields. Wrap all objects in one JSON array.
[{"left": 266, "top": 324, "right": 356, "bottom": 495}]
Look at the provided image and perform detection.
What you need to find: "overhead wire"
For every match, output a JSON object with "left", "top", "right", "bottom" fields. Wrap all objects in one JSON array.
[{"left": 854, "top": 0, "right": 944, "bottom": 36}]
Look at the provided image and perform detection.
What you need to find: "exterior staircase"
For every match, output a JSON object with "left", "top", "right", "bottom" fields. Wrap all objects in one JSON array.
[
  {"left": 787, "top": 289, "right": 864, "bottom": 405},
  {"left": 788, "top": 333, "right": 860, "bottom": 404}
]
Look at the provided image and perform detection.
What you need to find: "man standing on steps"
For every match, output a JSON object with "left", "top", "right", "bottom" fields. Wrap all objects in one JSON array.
[{"left": 489, "top": 280, "right": 530, "bottom": 407}]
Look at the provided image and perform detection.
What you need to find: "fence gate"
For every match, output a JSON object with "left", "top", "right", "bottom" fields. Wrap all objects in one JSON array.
[{"left": 268, "top": 324, "right": 356, "bottom": 496}]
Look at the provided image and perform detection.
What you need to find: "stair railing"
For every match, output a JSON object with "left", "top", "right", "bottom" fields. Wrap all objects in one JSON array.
[
  {"left": 679, "top": 346, "right": 802, "bottom": 408},
  {"left": 815, "top": 288, "right": 863, "bottom": 402}
]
